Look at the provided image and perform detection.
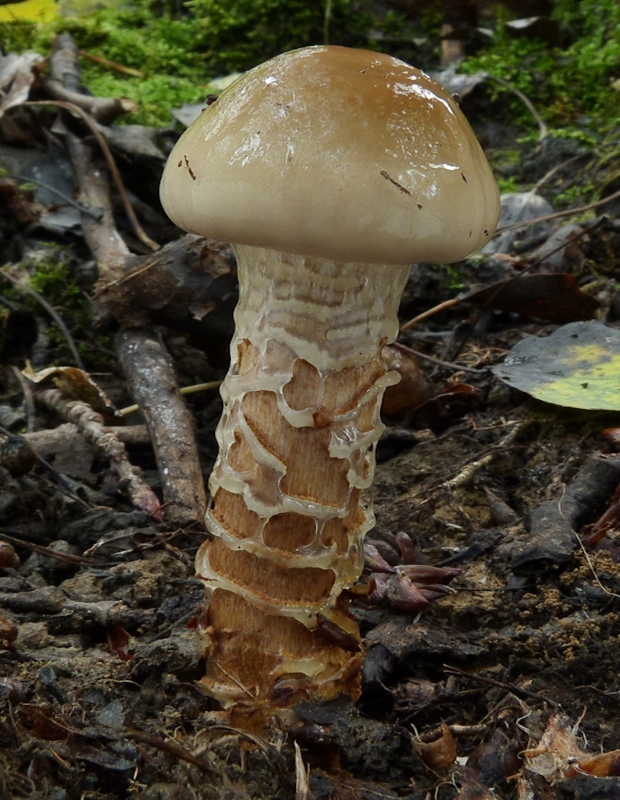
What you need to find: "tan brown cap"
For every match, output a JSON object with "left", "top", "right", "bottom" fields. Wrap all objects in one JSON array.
[{"left": 160, "top": 45, "right": 500, "bottom": 265}]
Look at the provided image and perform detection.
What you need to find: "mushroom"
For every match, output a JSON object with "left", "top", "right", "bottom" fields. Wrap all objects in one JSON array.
[{"left": 160, "top": 45, "right": 500, "bottom": 721}]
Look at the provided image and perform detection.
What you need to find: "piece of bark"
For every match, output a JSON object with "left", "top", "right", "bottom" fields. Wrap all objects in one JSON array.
[
  {"left": 512, "top": 454, "right": 620, "bottom": 571},
  {"left": 116, "top": 328, "right": 206, "bottom": 527},
  {"left": 95, "top": 234, "right": 235, "bottom": 327}
]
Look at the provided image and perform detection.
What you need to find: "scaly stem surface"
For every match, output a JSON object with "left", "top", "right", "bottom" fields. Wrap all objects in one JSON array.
[{"left": 196, "top": 245, "right": 410, "bottom": 716}]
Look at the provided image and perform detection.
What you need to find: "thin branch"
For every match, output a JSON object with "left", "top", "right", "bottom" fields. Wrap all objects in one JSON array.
[
  {"left": 23, "top": 100, "right": 159, "bottom": 252},
  {"left": 443, "top": 663, "right": 559, "bottom": 707},
  {"left": 495, "top": 188, "right": 620, "bottom": 235},
  {"left": 0, "top": 267, "right": 85, "bottom": 370},
  {"left": 12, "top": 173, "right": 103, "bottom": 220},
  {"left": 487, "top": 74, "right": 548, "bottom": 141},
  {"left": 401, "top": 297, "right": 461, "bottom": 332},
  {"left": 391, "top": 341, "right": 489, "bottom": 375},
  {"left": 78, "top": 49, "right": 144, "bottom": 78},
  {"left": 119, "top": 380, "right": 222, "bottom": 416},
  {"left": 36, "top": 387, "right": 162, "bottom": 520}
]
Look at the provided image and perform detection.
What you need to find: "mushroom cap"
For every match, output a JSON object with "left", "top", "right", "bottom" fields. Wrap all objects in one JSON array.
[{"left": 160, "top": 46, "right": 500, "bottom": 265}]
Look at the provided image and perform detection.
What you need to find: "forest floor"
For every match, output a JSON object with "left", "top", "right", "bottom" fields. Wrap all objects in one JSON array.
[{"left": 1, "top": 30, "right": 620, "bottom": 800}]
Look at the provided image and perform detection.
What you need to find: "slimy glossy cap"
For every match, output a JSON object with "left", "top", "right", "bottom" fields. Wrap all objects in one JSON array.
[{"left": 160, "top": 45, "right": 500, "bottom": 265}]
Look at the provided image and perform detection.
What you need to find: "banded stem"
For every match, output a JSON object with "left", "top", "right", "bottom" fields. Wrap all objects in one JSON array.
[{"left": 196, "top": 245, "right": 410, "bottom": 714}]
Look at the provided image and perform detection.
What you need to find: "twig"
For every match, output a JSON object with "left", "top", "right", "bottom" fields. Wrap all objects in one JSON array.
[
  {"left": 0, "top": 268, "right": 85, "bottom": 370},
  {"left": 36, "top": 387, "right": 162, "bottom": 520},
  {"left": 39, "top": 76, "right": 137, "bottom": 125},
  {"left": 0, "top": 530, "right": 109, "bottom": 565},
  {"left": 443, "top": 421, "right": 526, "bottom": 491},
  {"left": 116, "top": 329, "right": 207, "bottom": 526},
  {"left": 443, "top": 663, "right": 559, "bottom": 708},
  {"left": 495, "top": 188, "right": 620, "bottom": 235},
  {"left": 486, "top": 74, "right": 548, "bottom": 141},
  {"left": 25, "top": 421, "right": 151, "bottom": 455},
  {"left": 23, "top": 100, "right": 159, "bottom": 253},
  {"left": 401, "top": 297, "right": 461, "bottom": 332},
  {"left": 122, "top": 728, "right": 224, "bottom": 780},
  {"left": 78, "top": 49, "right": 143, "bottom": 78},
  {"left": 119, "top": 380, "right": 222, "bottom": 416},
  {"left": 391, "top": 341, "right": 489, "bottom": 375},
  {"left": 12, "top": 173, "right": 103, "bottom": 220}
]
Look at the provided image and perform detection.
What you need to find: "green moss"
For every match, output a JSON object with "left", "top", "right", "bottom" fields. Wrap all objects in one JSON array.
[
  {"left": 29, "top": 257, "right": 81, "bottom": 304},
  {"left": 2, "top": 1, "right": 380, "bottom": 126},
  {"left": 2, "top": 251, "right": 111, "bottom": 367},
  {"left": 4, "top": 0, "right": 620, "bottom": 151},
  {"left": 462, "top": 0, "right": 620, "bottom": 139},
  {"left": 81, "top": 68, "right": 207, "bottom": 126},
  {"left": 187, "top": 0, "right": 372, "bottom": 72},
  {"left": 496, "top": 176, "right": 521, "bottom": 194}
]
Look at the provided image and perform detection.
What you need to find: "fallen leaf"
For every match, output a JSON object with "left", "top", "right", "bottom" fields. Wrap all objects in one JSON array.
[
  {"left": 382, "top": 344, "right": 430, "bottom": 416},
  {"left": 465, "top": 274, "right": 600, "bottom": 324},
  {"left": 0, "top": 52, "right": 43, "bottom": 116},
  {"left": 414, "top": 723, "right": 457, "bottom": 771},
  {"left": 523, "top": 713, "right": 620, "bottom": 782},
  {"left": 494, "top": 321, "right": 620, "bottom": 410},
  {"left": 23, "top": 364, "right": 123, "bottom": 422}
]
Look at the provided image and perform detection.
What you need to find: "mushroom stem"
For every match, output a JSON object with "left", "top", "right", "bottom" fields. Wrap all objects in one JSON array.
[{"left": 196, "top": 245, "right": 410, "bottom": 713}]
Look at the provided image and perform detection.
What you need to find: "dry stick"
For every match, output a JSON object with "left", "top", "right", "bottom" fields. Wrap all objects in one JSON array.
[
  {"left": 0, "top": 268, "right": 85, "bottom": 370},
  {"left": 36, "top": 387, "right": 162, "bottom": 520},
  {"left": 26, "top": 422, "right": 150, "bottom": 454},
  {"left": 119, "top": 380, "right": 222, "bottom": 416},
  {"left": 78, "top": 49, "right": 144, "bottom": 78},
  {"left": 116, "top": 328, "right": 207, "bottom": 527},
  {"left": 49, "top": 33, "right": 207, "bottom": 528},
  {"left": 401, "top": 297, "right": 461, "bottom": 332},
  {"left": 443, "top": 663, "right": 559, "bottom": 708},
  {"left": 23, "top": 100, "right": 159, "bottom": 253},
  {"left": 391, "top": 340, "right": 488, "bottom": 375},
  {"left": 486, "top": 74, "right": 548, "bottom": 141},
  {"left": 38, "top": 76, "right": 137, "bottom": 125},
  {"left": 0, "top": 530, "right": 109, "bottom": 565},
  {"left": 496, "top": 184, "right": 620, "bottom": 235},
  {"left": 122, "top": 728, "right": 225, "bottom": 781},
  {"left": 12, "top": 173, "right": 103, "bottom": 220},
  {"left": 443, "top": 420, "right": 527, "bottom": 491}
]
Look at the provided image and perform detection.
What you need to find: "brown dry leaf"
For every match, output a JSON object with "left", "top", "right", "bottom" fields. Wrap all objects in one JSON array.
[
  {"left": 411, "top": 382, "right": 480, "bottom": 433},
  {"left": 414, "top": 723, "right": 457, "bottom": 771},
  {"left": 382, "top": 344, "right": 430, "bottom": 417},
  {"left": 465, "top": 274, "right": 600, "bottom": 324},
  {"left": 0, "top": 615, "right": 18, "bottom": 646},
  {"left": 23, "top": 364, "right": 123, "bottom": 423},
  {"left": 0, "top": 52, "right": 43, "bottom": 118},
  {"left": 0, "top": 541, "right": 20, "bottom": 570},
  {"left": 523, "top": 713, "right": 620, "bottom": 782},
  {"left": 17, "top": 704, "right": 70, "bottom": 741},
  {"left": 107, "top": 625, "right": 133, "bottom": 662}
]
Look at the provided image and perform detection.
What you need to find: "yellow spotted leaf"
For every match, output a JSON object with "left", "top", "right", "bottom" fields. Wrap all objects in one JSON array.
[{"left": 493, "top": 321, "right": 620, "bottom": 410}]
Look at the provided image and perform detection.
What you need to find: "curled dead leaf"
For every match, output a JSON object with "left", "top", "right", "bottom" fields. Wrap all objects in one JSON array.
[
  {"left": 523, "top": 713, "right": 620, "bottom": 783},
  {"left": 414, "top": 723, "right": 457, "bottom": 771}
]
